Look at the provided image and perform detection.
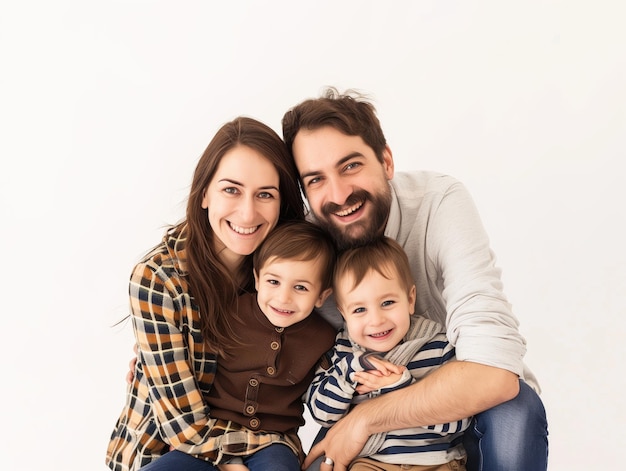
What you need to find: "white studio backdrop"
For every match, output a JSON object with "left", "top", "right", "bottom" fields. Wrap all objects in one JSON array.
[{"left": 1, "top": 1, "right": 624, "bottom": 469}]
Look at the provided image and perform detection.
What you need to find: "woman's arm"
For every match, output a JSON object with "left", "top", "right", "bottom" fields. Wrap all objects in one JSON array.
[{"left": 130, "top": 260, "right": 218, "bottom": 452}]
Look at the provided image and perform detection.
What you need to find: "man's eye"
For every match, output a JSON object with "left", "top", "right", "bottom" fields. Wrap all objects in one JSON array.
[{"left": 345, "top": 162, "right": 361, "bottom": 171}]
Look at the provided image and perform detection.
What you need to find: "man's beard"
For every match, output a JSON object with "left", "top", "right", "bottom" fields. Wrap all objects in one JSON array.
[{"left": 315, "top": 186, "right": 392, "bottom": 251}]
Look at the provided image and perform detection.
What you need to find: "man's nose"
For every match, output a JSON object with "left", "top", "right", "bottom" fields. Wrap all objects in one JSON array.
[{"left": 327, "top": 176, "right": 352, "bottom": 206}]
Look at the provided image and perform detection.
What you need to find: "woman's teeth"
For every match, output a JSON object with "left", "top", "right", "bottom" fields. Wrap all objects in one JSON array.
[{"left": 229, "top": 222, "right": 259, "bottom": 234}]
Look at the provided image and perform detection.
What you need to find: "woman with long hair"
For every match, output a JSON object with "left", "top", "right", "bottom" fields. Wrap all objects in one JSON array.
[{"left": 106, "top": 117, "right": 305, "bottom": 471}]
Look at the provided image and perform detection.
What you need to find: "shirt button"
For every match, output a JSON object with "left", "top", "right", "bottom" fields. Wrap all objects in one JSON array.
[
  {"left": 245, "top": 405, "right": 255, "bottom": 414},
  {"left": 249, "top": 378, "right": 259, "bottom": 387},
  {"left": 249, "top": 418, "right": 260, "bottom": 429},
  {"left": 275, "top": 327, "right": 284, "bottom": 333},
  {"left": 266, "top": 366, "right": 275, "bottom": 375},
  {"left": 270, "top": 341, "right": 280, "bottom": 350}
]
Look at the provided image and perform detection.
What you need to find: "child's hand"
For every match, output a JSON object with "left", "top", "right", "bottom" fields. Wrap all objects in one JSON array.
[
  {"left": 354, "top": 369, "right": 406, "bottom": 394},
  {"left": 353, "top": 357, "right": 406, "bottom": 394},
  {"left": 361, "top": 355, "right": 404, "bottom": 376}
]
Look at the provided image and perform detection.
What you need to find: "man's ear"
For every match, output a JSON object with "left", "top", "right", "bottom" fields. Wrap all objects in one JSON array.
[
  {"left": 408, "top": 284, "right": 417, "bottom": 315},
  {"left": 382, "top": 145, "right": 394, "bottom": 180},
  {"left": 315, "top": 287, "right": 333, "bottom": 308}
]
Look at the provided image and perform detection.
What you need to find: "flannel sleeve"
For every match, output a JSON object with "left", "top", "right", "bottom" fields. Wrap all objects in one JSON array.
[{"left": 130, "top": 260, "right": 219, "bottom": 455}]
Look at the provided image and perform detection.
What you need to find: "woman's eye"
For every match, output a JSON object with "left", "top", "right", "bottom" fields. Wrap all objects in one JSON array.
[
  {"left": 258, "top": 191, "right": 275, "bottom": 199},
  {"left": 224, "top": 187, "right": 239, "bottom": 195},
  {"left": 267, "top": 279, "right": 279, "bottom": 286}
]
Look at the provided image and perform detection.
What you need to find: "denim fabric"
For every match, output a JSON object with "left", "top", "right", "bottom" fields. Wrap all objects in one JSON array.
[
  {"left": 139, "top": 450, "right": 219, "bottom": 471},
  {"left": 463, "top": 380, "right": 548, "bottom": 471},
  {"left": 243, "top": 444, "right": 301, "bottom": 470},
  {"left": 139, "top": 444, "right": 300, "bottom": 471}
]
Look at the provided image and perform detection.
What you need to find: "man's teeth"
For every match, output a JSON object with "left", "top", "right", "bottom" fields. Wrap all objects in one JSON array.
[
  {"left": 229, "top": 222, "right": 259, "bottom": 234},
  {"left": 334, "top": 201, "right": 363, "bottom": 217}
]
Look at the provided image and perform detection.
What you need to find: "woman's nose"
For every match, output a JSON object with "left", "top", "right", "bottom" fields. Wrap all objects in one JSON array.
[{"left": 239, "top": 196, "right": 257, "bottom": 222}]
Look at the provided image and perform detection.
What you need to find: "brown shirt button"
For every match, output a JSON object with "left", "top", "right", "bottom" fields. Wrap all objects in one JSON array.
[
  {"left": 266, "top": 366, "right": 276, "bottom": 375},
  {"left": 270, "top": 341, "right": 280, "bottom": 350}
]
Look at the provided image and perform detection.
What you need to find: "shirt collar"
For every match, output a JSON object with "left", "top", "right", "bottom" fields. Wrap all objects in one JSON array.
[
  {"left": 165, "top": 224, "right": 189, "bottom": 276},
  {"left": 384, "top": 181, "right": 401, "bottom": 240}
]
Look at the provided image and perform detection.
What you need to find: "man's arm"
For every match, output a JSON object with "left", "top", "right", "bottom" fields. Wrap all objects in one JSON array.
[{"left": 304, "top": 360, "right": 518, "bottom": 471}]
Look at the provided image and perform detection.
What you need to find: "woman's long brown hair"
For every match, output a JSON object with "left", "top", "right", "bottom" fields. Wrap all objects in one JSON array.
[{"left": 184, "top": 117, "right": 305, "bottom": 354}]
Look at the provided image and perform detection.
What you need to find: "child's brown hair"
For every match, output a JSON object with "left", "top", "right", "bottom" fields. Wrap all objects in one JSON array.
[
  {"left": 333, "top": 237, "right": 414, "bottom": 301},
  {"left": 253, "top": 220, "right": 336, "bottom": 291}
]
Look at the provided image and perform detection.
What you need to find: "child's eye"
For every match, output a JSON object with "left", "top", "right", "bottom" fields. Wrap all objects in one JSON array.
[
  {"left": 381, "top": 300, "right": 395, "bottom": 307},
  {"left": 294, "top": 284, "right": 308, "bottom": 292},
  {"left": 353, "top": 307, "right": 366, "bottom": 314}
]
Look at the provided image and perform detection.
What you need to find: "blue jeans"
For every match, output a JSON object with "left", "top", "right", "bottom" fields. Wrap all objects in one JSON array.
[
  {"left": 306, "top": 380, "right": 548, "bottom": 471},
  {"left": 462, "top": 380, "right": 548, "bottom": 471},
  {"left": 139, "top": 444, "right": 300, "bottom": 471}
]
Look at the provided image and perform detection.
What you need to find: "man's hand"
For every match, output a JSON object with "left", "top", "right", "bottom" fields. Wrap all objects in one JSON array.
[
  {"left": 126, "top": 343, "right": 138, "bottom": 384},
  {"left": 302, "top": 410, "right": 369, "bottom": 471}
]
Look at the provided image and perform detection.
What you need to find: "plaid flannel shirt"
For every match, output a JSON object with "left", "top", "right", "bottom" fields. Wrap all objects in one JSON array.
[{"left": 106, "top": 226, "right": 302, "bottom": 471}]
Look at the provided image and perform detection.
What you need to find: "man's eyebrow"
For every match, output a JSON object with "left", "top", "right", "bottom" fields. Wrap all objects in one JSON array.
[{"left": 300, "top": 152, "right": 364, "bottom": 180}]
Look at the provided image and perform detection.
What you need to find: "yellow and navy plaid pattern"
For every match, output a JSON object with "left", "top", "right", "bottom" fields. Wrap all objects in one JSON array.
[{"left": 106, "top": 226, "right": 302, "bottom": 471}]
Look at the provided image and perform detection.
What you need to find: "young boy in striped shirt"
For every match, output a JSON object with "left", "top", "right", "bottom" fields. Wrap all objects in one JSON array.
[{"left": 305, "top": 237, "right": 470, "bottom": 471}]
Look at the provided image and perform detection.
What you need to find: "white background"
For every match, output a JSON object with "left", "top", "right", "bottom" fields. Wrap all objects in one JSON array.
[{"left": 1, "top": 1, "right": 624, "bottom": 469}]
